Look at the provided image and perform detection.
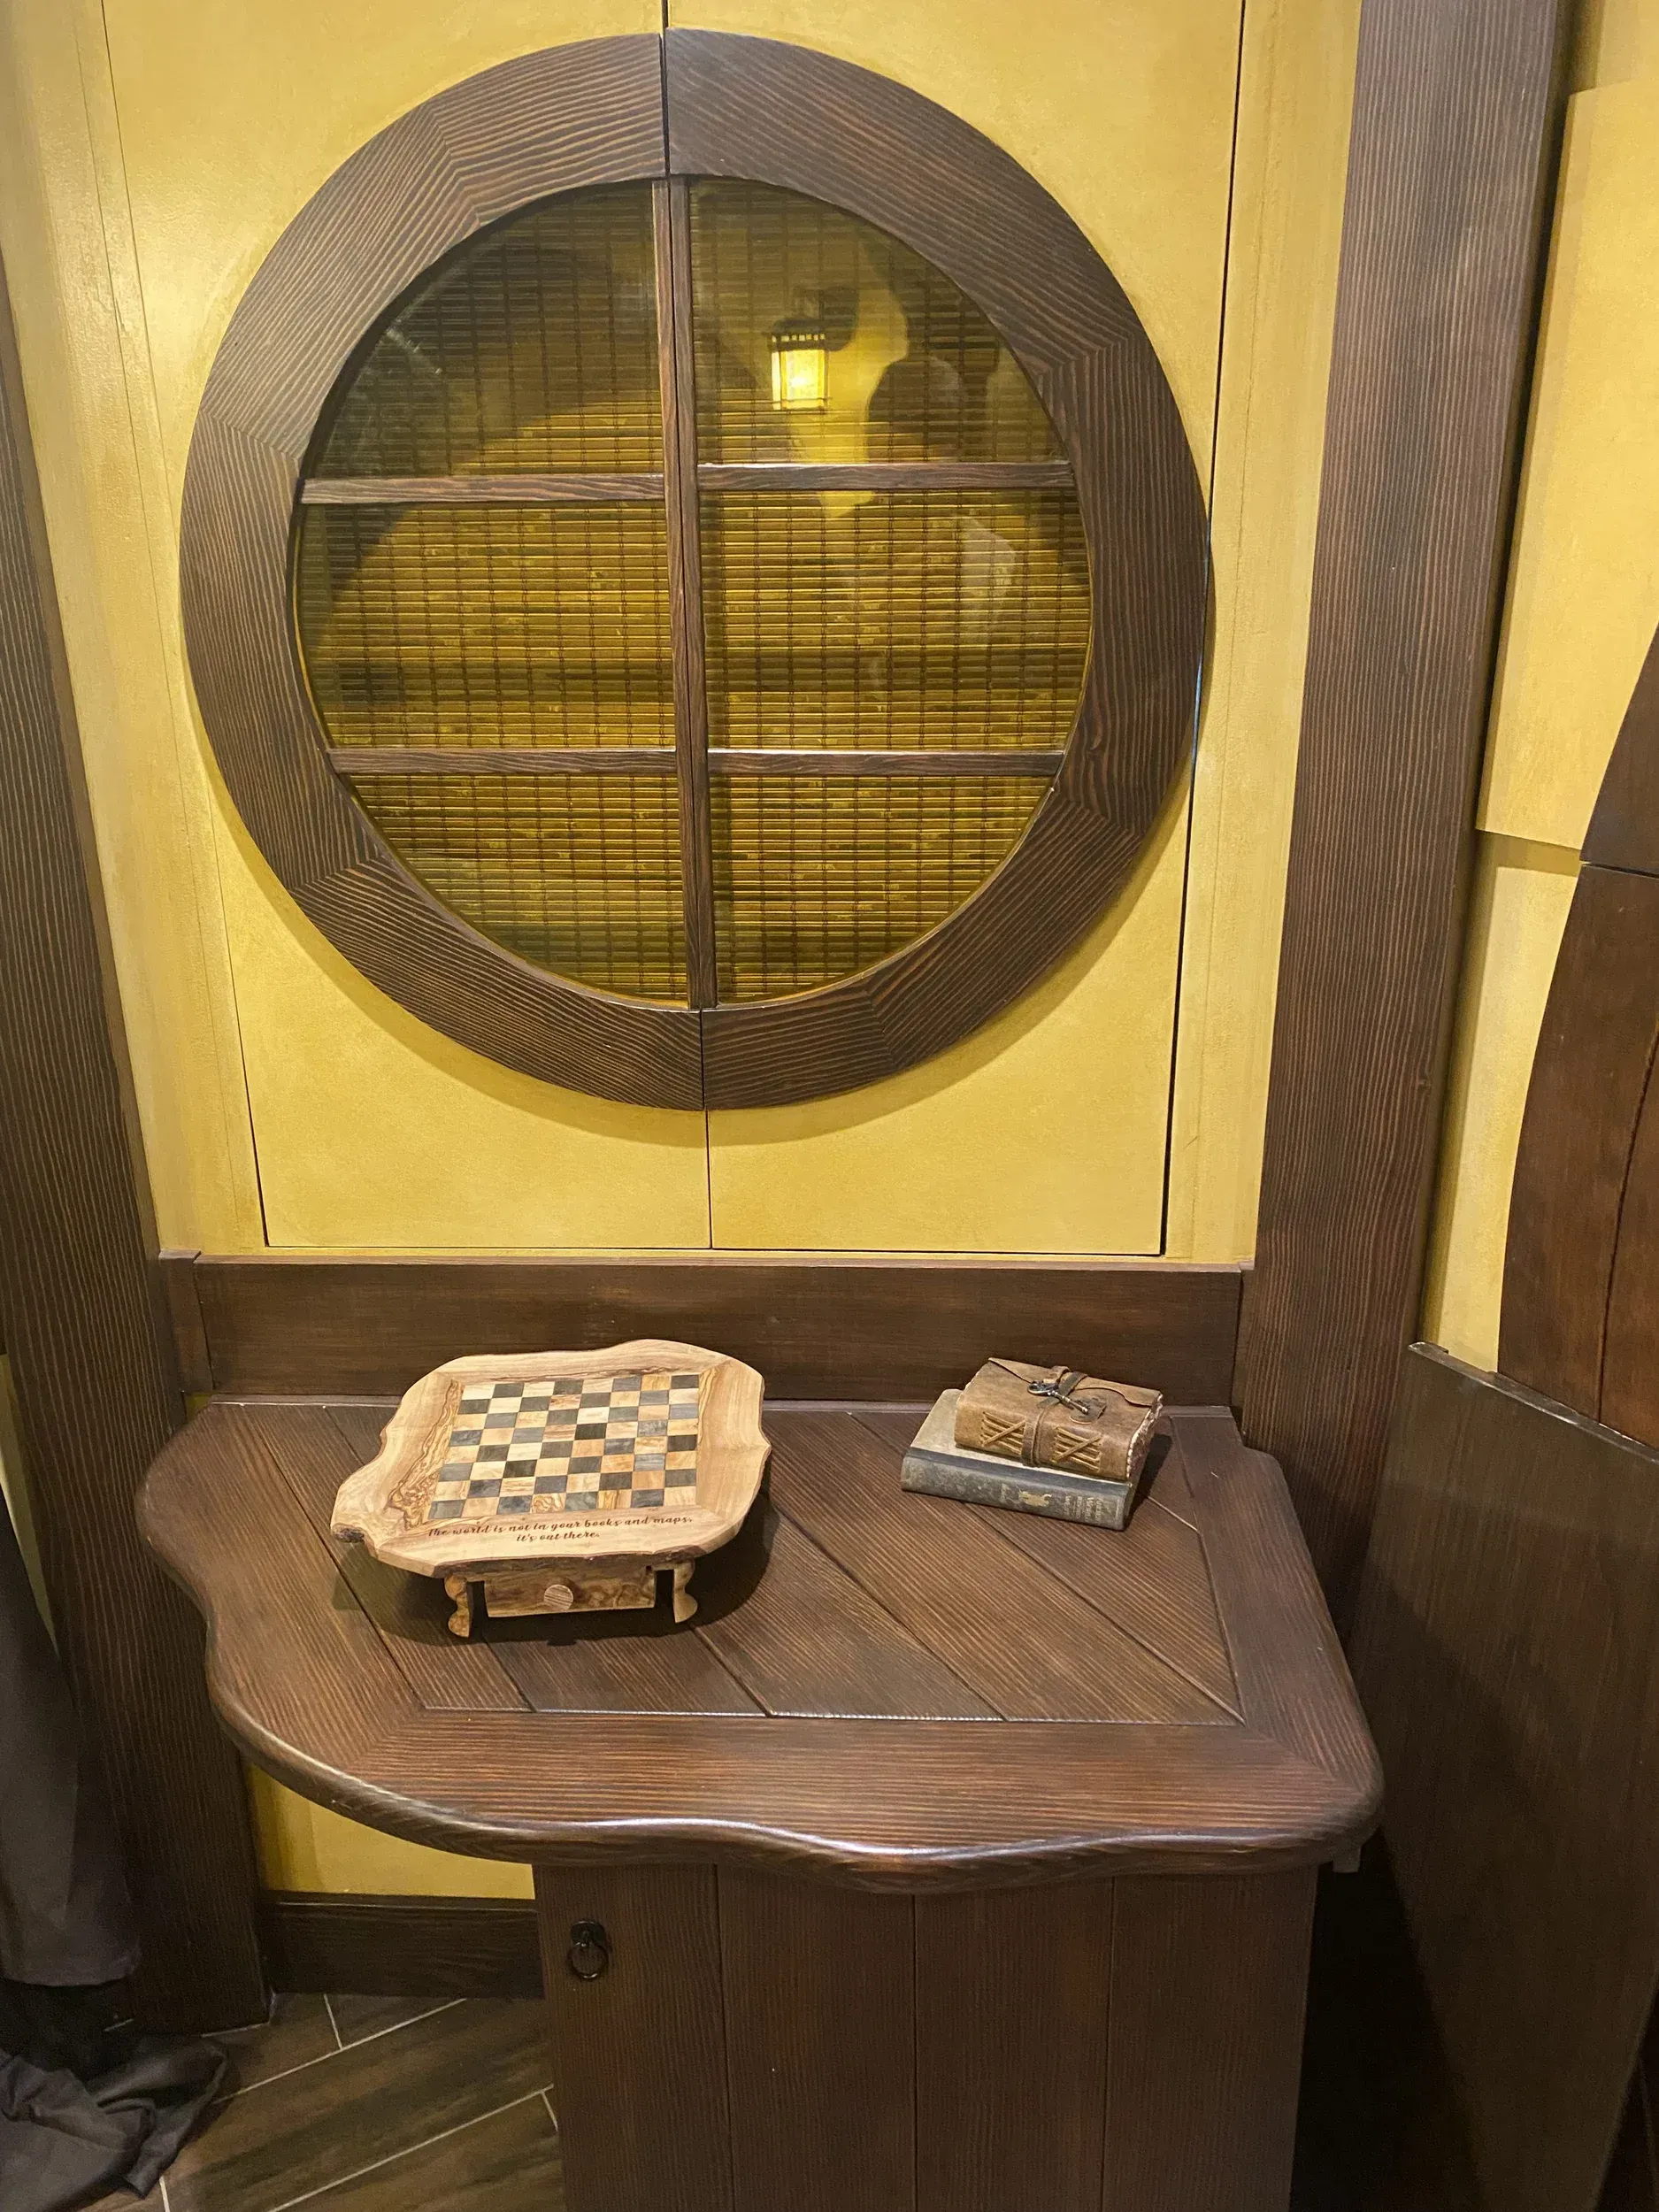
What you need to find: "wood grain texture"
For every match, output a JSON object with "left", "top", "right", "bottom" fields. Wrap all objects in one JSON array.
[
  {"left": 856, "top": 1406, "right": 1239, "bottom": 1713},
  {"left": 1498, "top": 866, "right": 1659, "bottom": 1419},
  {"left": 1352, "top": 1344, "right": 1659, "bottom": 2212},
  {"left": 165, "top": 1994, "right": 551, "bottom": 2212},
  {"left": 1586, "top": 626, "right": 1659, "bottom": 877},
  {"left": 0, "top": 261, "right": 263, "bottom": 2026},
  {"left": 258, "top": 1891, "right": 541, "bottom": 1999},
  {"left": 330, "top": 745, "right": 1065, "bottom": 778},
  {"left": 1235, "top": 0, "right": 1574, "bottom": 1620},
  {"left": 332, "top": 747, "right": 679, "bottom": 777},
  {"left": 916, "top": 1881, "right": 1112, "bottom": 2212},
  {"left": 536, "top": 1863, "right": 733, "bottom": 2212},
  {"left": 1102, "top": 1872, "right": 1314, "bottom": 2212},
  {"left": 669, "top": 28, "right": 1206, "bottom": 1110},
  {"left": 720, "top": 1872, "right": 914, "bottom": 2212},
  {"left": 1600, "top": 1062, "right": 1659, "bottom": 1447},
  {"left": 708, "top": 747, "right": 1064, "bottom": 777},
  {"left": 174, "top": 1248, "right": 1243, "bottom": 1404},
  {"left": 767, "top": 1411, "right": 1227, "bottom": 1724},
  {"left": 140, "top": 1400, "right": 1378, "bottom": 1886},
  {"left": 655, "top": 175, "right": 718, "bottom": 1010},
  {"left": 179, "top": 37, "right": 705, "bottom": 1110},
  {"left": 301, "top": 472, "right": 666, "bottom": 503},
  {"left": 696, "top": 459, "right": 1072, "bottom": 492}
]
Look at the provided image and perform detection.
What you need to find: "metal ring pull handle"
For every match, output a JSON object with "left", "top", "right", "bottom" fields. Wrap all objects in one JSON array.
[{"left": 567, "top": 1920, "right": 611, "bottom": 1981}]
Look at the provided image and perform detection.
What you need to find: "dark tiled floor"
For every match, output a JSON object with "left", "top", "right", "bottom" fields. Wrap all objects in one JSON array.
[{"left": 89, "top": 1994, "right": 562, "bottom": 2212}]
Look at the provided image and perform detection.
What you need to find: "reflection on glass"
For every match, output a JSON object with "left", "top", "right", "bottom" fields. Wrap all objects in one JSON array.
[
  {"left": 349, "top": 772, "right": 687, "bottom": 1002},
  {"left": 691, "top": 178, "right": 1062, "bottom": 466},
  {"left": 711, "top": 776, "right": 1045, "bottom": 1001},
  {"left": 313, "top": 183, "right": 662, "bottom": 476},
  {"left": 296, "top": 504, "right": 672, "bottom": 751},
  {"left": 702, "top": 491, "right": 1088, "bottom": 750}
]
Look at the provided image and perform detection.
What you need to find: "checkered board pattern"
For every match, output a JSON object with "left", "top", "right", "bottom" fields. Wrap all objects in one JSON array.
[{"left": 424, "top": 1370, "right": 701, "bottom": 1525}]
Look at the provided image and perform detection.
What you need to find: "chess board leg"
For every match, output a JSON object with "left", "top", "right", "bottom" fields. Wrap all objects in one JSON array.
[
  {"left": 442, "top": 1575, "right": 475, "bottom": 1640},
  {"left": 669, "top": 1561, "right": 697, "bottom": 1624}
]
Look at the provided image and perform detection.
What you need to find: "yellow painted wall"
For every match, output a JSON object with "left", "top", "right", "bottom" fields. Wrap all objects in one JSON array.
[
  {"left": 1423, "top": 12, "right": 1659, "bottom": 1368},
  {"left": 0, "top": 1, "right": 1358, "bottom": 1889}
]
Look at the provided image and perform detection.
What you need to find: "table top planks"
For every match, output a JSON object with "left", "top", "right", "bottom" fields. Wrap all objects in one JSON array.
[{"left": 140, "top": 1398, "right": 1379, "bottom": 1887}]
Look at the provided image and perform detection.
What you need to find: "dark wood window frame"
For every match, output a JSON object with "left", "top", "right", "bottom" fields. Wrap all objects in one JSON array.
[{"left": 180, "top": 32, "right": 1206, "bottom": 1111}]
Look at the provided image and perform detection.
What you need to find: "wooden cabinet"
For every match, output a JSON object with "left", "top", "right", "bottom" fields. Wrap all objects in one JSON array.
[{"left": 142, "top": 1398, "right": 1378, "bottom": 2212}]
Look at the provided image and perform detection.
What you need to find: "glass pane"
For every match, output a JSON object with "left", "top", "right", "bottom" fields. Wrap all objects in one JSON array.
[
  {"left": 691, "top": 179, "right": 1061, "bottom": 466},
  {"left": 349, "top": 772, "right": 687, "bottom": 1002},
  {"left": 296, "top": 503, "right": 672, "bottom": 751},
  {"left": 712, "top": 775, "right": 1044, "bottom": 1002},
  {"left": 313, "top": 182, "right": 662, "bottom": 476},
  {"left": 702, "top": 490, "right": 1089, "bottom": 750}
]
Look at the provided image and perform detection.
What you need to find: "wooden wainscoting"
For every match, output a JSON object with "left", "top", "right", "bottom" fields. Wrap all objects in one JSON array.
[
  {"left": 159, "top": 1251, "right": 1243, "bottom": 1407},
  {"left": 260, "top": 1893, "right": 541, "bottom": 2001}
]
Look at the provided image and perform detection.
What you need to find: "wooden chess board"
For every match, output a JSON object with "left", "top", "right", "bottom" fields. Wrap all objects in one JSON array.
[
  {"left": 332, "top": 1340, "right": 767, "bottom": 1638},
  {"left": 408, "top": 1370, "right": 703, "bottom": 1528}
]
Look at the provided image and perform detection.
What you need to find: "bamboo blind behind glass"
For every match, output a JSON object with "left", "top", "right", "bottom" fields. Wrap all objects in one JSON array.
[
  {"left": 692, "top": 183, "right": 1086, "bottom": 999},
  {"left": 315, "top": 185, "right": 661, "bottom": 474},
  {"left": 293, "top": 177, "right": 1091, "bottom": 1010},
  {"left": 690, "top": 179, "right": 1062, "bottom": 465},
  {"left": 713, "top": 776, "right": 1040, "bottom": 1002},
  {"left": 356, "top": 772, "right": 687, "bottom": 1000},
  {"left": 296, "top": 506, "right": 672, "bottom": 752},
  {"left": 296, "top": 185, "right": 678, "bottom": 997}
]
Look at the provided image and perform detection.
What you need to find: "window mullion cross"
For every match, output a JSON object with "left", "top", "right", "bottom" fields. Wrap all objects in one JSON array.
[{"left": 654, "top": 174, "right": 718, "bottom": 1012}]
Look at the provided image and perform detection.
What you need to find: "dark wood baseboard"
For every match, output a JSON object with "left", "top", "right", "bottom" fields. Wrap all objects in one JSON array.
[
  {"left": 161, "top": 1251, "right": 1243, "bottom": 1406},
  {"left": 258, "top": 1892, "right": 542, "bottom": 2001}
]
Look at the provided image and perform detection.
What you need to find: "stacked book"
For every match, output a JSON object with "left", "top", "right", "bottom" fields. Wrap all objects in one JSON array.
[{"left": 901, "top": 1359, "right": 1163, "bottom": 1531}]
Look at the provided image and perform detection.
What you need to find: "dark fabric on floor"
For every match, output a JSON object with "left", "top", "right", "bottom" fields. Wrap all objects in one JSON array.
[
  {"left": 0, "top": 1486, "right": 136, "bottom": 1986},
  {"left": 0, "top": 2035, "right": 226, "bottom": 2208}
]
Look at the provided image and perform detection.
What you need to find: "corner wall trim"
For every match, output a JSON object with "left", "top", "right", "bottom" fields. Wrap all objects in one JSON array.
[
  {"left": 1236, "top": 0, "right": 1574, "bottom": 1624},
  {"left": 0, "top": 257, "right": 263, "bottom": 2028}
]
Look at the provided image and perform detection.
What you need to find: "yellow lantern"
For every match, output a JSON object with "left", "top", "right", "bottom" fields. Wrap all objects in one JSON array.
[{"left": 769, "top": 316, "right": 829, "bottom": 411}]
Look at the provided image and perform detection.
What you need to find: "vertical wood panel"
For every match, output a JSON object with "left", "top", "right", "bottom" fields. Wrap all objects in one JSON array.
[
  {"left": 0, "top": 258, "right": 262, "bottom": 2026},
  {"left": 1236, "top": 0, "right": 1573, "bottom": 1620},
  {"left": 1353, "top": 1345, "right": 1659, "bottom": 2212},
  {"left": 1601, "top": 1064, "right": 1659, "bottom": 1448},
  {"left": 915, "top": 1882, "right": 1112, "bottom": 2212},
  {"left": 1102, "top": 1871, "right": 1313, "bottom": 2212},
  {"left": 654, "top": 173, "right": 718, "bottom": 1010},
  {"left": 535, "top": 1863, "right": 733, "bottom": 2212},
  {"left": 1498, "top": 867, "right": 1659, "bottom": 1419},
  {"left": 719, "top": 1870, "right": 915, "bottom": 2212}
]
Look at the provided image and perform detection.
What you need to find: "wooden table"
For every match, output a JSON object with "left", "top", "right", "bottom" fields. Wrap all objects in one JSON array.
[{"left": 142, "top": 1398, "right": 1379, "bottom": 2212}]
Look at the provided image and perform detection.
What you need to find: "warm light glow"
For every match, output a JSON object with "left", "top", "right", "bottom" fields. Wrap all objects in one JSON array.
[{"left": 769, "top": 321, "right": 829, "bottom": 411}]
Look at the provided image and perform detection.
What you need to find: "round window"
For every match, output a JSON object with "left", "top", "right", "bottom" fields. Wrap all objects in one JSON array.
[
  {"left": 184, "top": 35, "right": 1203, "bottom": 1108},
  {"left": 296, "top": 179, "right": 1090, "bottom": 1007}
]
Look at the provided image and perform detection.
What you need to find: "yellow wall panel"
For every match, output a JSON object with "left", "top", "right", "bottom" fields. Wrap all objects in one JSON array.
[
  {"left": 1421, "top": 838, "right": 1578, "bottom": 1371},
  {"left": 248, "top": 1771, "right": 534, "bottom": 1900},
  {"left": 710, "top": 796, "right": 1184, "bottom": 1253},
  {"left": 91, "top": 0, "right": 716, "bottom": 1253},
  {"left": 1165, "top": 0, "right": 1361, "bottom": 1263},
  {"left": 0, "top": 0, "right": 262, "bottom": 1250},
  {"left": 218, "top": 825, "right": 710, "bottom": 1249},
  {"left": 1479, "top": 75, "right": 1659, "bottom": 850},
  {"left": 689, "top": 0, "right": 1242, "bottom": 1251},
  {"left": 103, "top": 0, "right": 659, "bottom": 500}
]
